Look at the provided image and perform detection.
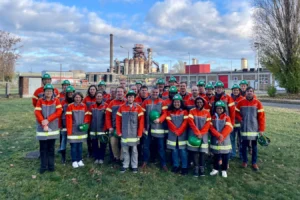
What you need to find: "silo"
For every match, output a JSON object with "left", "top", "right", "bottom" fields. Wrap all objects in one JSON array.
[
  {"left": 241, "top": 58, "right": 248, "bottom": 70},
  {"left": 162, "top": 64, "right": 168, "bottom": 74},
  {"left": 192, "top": 58, "right": 198, "bottom": 64},
  {"left": 116, "top": 61, "right": 121, "bottom": 74},
  {"left": 124, "top": 58, "right": 129, "bottom": 75},
  {"left": 129, "top": 59, "right": 134, "bottom": 74},
  {"left": 134, "top": 58, "right": 139, "bottom": 74},
  {"left": 139, "top": 58, "right": 144, "bottom": 74}
]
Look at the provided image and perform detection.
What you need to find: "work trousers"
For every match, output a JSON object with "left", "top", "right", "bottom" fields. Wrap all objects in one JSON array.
[
  {"left": 122, "top": 146, "right": 138, "bottom": 168},
  {"left": 39, "top": 139, "right": 56, "bottom": 171}
]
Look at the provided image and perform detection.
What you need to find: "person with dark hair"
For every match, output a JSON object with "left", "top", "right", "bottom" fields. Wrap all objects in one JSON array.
[
  {"left": 204, "top": 83, "right": 215, "bottom": 112},
  {"left": 209, "top": 101, "right": 233, "bottom": 178},
  {"left": 239, "top": 80, "right": 257, "bottom": 99},
  {"left": 162, "top": 76, "right": 178, "bottom": 100},
  {"left": 236, "top": 86, "right": 265, "bottom": 171},
  {"left": 135, "top": 85, "right": 149, "bottom": 105},
  {"left": 106, "top": 86, "right": 127, "bottom": 165},
  {"left": 106, "top": 87, "right": 116, "bottom": 105},
  {"left": 88, "top": 91, "right": 108, "bottom": 164},
  {"left": 197, "top": 80, "right": 206, "bottom": 98},
  {"left": 179, "top": 82, "right": 192, "bottom": 103},
  {"left": 66, "top": 92, "right": 90, "bottom": 168},
  {"left": 59, "top": 80, "right": 71, "bottom": 103},
  {"left": 135, "top": 81, "right": 143, "bottom": 92},
  {"left": 98, "top": 81, "right": 111, "bottom": 103},
  {"left": 188, "top": 97, "right": 211, "bottom": 177},
  {"left": 166, "top": 94, "right": 189, "bottom": 175},
  {"left": 34, "top": 84, "right": 62, "bottom": 174},
  {"left": 185, "top": 86, "right": 199, "bottom": 111},
  {"left": 83, "top": 84, "right": 97, "bottom": 157},
  {"left": 58, "top": 85, "right": 75, "bottom": 164}
]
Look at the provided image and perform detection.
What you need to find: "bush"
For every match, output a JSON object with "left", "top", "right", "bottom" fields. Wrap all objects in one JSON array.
[{"left": 267, "top": 85, "right": 277, "bottom": 97}]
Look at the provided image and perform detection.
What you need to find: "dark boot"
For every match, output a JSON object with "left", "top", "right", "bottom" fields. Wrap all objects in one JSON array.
[
  {"left": 193, "top": 166, "right": 199, "bottom": 177},
  {"left": 61, "top": 150, "right": 66, "bottom": 164},
  {"left": 199, "top": 166, "right": 205, "bottom": 177},
  {"left": 171, "top": 166, "right": 180, "bottom": 173},
  {"left": 181, "top": 168, "right": 188, "bottom": 176}
]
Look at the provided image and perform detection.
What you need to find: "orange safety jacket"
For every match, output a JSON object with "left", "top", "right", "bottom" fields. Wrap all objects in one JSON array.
[
  {"left": 105, "top": 98, "right": 127, "bottom": 129},
  {"left": 59, "top": 91, "right": 66, "bottom": 103},
  {"left": 134, "top": 95, "right": 150, "bottom": 105},
  {"left": 116, "top": 103, "right": 144, "bottom": 146},
  {"left": 83, "top": 96, "right": 96, "bottom": 109},
  {"left": 211, "top": 93, "right": 235, "bottom": 125},
  {"left": 161, "top": 91, "right": 169, "bottom": 100},
  {"left": 32, "top": 86, "right": 60, "bottom": 107},
  {"left": 241, "top": 91, "right": 257, "bottom": 99},
  {"left": 231, "top": 94, "right": 245, "bottom": 127},
  {"left": 88, "top": 102, "right": 108, "bottom": 138},
  {"left": 102, "top": 91, "right": 111, "bottom": 103},
  {"left": 185, "top": 96, "right": 211, "bottom": 111},
  {"left": 34, "top": 97, "right": 62, "bottom": 140},
  {"left": 235, "top": 98, "right": 265, "bottom": 140},
  {"left": 179, "top": 92, "right": 192, "bottom": 103},
  {"left": 65, "top": 102, "right": 90, "bottom": 143}
]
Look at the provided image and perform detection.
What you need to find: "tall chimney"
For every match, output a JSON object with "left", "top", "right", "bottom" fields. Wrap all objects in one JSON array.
[{"left": 110, "top": 34, "right": 113, "bottom": 73}]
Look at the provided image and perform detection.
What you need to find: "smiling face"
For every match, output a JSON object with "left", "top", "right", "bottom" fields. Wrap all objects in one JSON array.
[
  {"left": 42, "top": 78, "right": 51, "bottom": 85},
  {"left": 180, "top": 83, "right": 187, "bottom": 93},
  {"left": 246, "top": 88, "right": 254, "bottom": 99},
  {"left": 116, "top": 88, "right": 124, "bottom": 99},
  {"left": 233, "top": 88, "right": 240, "bottom": 96},
  {"left": 191, "top": 86, "right": 199, "bottom": 97},
  {"left": 74, "top": 94, "right": 82, "bottom": 104},
  {"left": 127, "top": 95, "right": 135, "bottom": 104},
  {"left": 96, "top": 93, "right": 103, "bottom": 103},
  {"left": 151, "top": 88, "right": 159, "bottom": 99},
  {"left": 240, "top": 84, "right": 247, "bottom": 91},
  {"left": 216, "top": 106, "right": 224, "bottom": 115},
  {"left": 89, "top": 86, "right": 97, "bottom": 96},
  {"left": 198, "top": 85, "right": 205, "bottom": 93},
  {"left": 195, "top": 98, "right": 204, "bottom": 109},
  {"left": 140, "top": 87, "right": 148, "bottom": 98},
  {"left": 215, "top": 86, "right": 223, "bottom": 94},
  {"left": 44, "top": 89, "right": 53, "bottom": 99},
  {"left": 173, "top": 100, "right": 181, "bottom": 109}
]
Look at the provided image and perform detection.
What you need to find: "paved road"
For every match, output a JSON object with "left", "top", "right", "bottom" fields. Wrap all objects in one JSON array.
[{"left": 262, "top": 102, "right": 300, "bottom": 110}]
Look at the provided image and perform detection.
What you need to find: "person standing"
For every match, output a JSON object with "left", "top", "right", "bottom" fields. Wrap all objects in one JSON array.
[
  {"left": 166, "top": 94, "right": 189, "bottom": 175},
  {"left": 141, "top": 87, "right": 167, "bottom": 171},
  {"left": 197, "top": 80, "right": 206, "bottom": 98},
  {"left": 188, "top": 97, "right": 211, "bottom": 177},
  {"left": 209, "top": 101, "right": 233, "bottom": 178},
  {"left": 162, "top": 76, "right": 178, "bottom": 100},
  {"left": 116, "top": 90, "right": 144, "bottom": 173},
  {"left": 135, "top": 81, "right": 143, "bottom": 93},
  {"left": 204, "top": 83, "right": 215, "bottom": 112},
  {"left": 236, "top": 87, "right": 265, "bottom": 171},
  {"left": 179, "top": 82, "right": 192, "bottom": 103},
  {"left": 32, "top": 73, "right": 59, "bottom": 107},
  {"left": 156, "top": 78, "right": 165, "bottom": 98},
  {"left": 34, "top": 84, "right": 62, "bottom": 174},
  {"left": 66, "top": 92, "right": 90, "bottom": 168},
  {"left": 58, "top": 85, "right": 75, "bottom": 164},
  {"left": 134, "top": 85, "right": 149, "bottom": 105},
  {"left": 105, "top": 86, "right": 127, "bottom": 164},
  {"left": 98, "top": 81, "right": 111, "bottom": 103},
  {"left": 59, "top": 80, "right": 71, "bottom": 103},
  {"left": 106, "top": 87, "right": 116, "bottom": 105},
  {"left": 89, "top": 91, "right": 108, "bottom": 164}
]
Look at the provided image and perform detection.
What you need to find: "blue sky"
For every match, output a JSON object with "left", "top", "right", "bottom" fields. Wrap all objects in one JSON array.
[{"left": 0, "top": 0, "right": 255, "bottom": 73}]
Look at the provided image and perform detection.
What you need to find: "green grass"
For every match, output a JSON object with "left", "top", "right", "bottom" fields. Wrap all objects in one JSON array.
[{"left": 0, "top": 99, "right": 299, "bottom": 200}]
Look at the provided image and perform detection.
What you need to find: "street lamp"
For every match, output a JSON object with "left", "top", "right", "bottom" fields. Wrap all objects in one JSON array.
[
  {"left": 120, "top": 45, "right": 129, "bottom": 60},
  {"left": 254, "top": 42, "right": 260, "bottom": 93}
]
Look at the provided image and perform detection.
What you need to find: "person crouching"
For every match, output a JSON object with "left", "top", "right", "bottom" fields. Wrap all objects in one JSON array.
[
  {"left": 116, "top": 90, "right": 144, "bottom": 173},
  {"left": 209, "top": 101, "right": 233, "bottom": 178},
  {"left": 166, "top": 94, "right": 189, "bottom": 175},
  {"left": 66, "top": 92, "right": 90, "bottom": 168}
]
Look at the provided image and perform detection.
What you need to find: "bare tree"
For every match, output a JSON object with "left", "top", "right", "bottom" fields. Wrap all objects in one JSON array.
[
  {"left": 0, "top": 30, "right": 21, "bottom": 82},
  {"left": 172, "top": 60, "right": 185, "bottom": 73}
]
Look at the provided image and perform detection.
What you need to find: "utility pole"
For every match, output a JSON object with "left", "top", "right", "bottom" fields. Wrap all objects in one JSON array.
[{"left": 254, "top": 42, "right": 260, "bottom": 93}]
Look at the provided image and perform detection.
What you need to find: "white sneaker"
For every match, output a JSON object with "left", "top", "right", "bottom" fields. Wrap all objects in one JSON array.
[
  {"left": 222, "top": 171, "right": 228, "bottom": 178},
  {"left": 210, "top": 169, "right": 219, "bottom": 176},
  {"left": 72, "top": 161, "right": 79, "bottom": 168},
  {"left": 99, "top": 159, "right": 104, "bottom": 164},
  {"left": 78, "top": 160, "right": 85, "bottom": 167},
  {"left": 94, "top": 160, "right": 99, "bottom": 164}
]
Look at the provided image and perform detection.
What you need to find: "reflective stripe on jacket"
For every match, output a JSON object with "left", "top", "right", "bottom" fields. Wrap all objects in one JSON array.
[
  {"left": 83, "top": 96, "right": 96, "bottom": 109},
  {"left": 32, "top": 86, "right": 59, "bottom": 107},
  {"left": 211, "top": 93, "right": 235, "bottom": 125},
  {"left": 89, "top": 102, "right": 108, "bottom": 138}
]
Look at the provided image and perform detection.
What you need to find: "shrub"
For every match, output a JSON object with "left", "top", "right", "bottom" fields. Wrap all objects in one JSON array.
[{"left": 267, "top": 85, "right": 277, "bottom": 97}]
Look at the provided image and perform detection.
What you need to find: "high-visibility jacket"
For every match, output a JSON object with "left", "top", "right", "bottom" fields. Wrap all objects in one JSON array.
[
  {"left": 204, "top": 94, "right": 215, "bottom": 111},
  {"left": 166, "top": 109, "right": 189, "bottom": 149},
  {"left": 187, "top": 108, "right": 211, "bottom": 152},
  {"left": 60, "top": 100, "right": 71, "bottom": 131},
  {"left": 235, "top": 98, "right": 265, "bottom": 140},
  {"left": 210, "top": 113, "right": 233, "bottom": 154},
  {"left": 116, "top": 103, "right": 144, "bottom": 146},
  {"left": 134, "top": 95, "right": 149, "bottom": 105},
  {"left": 231, "top": 94, "right": 245, "bottom": 127},
  {"left": 179, "top": 92, "right": 192, "bottom": 103},
  {"left": 185, "top": 96, "right": 211, "bottom": 111},
  {"left": 141, "top": 98, "right": 165, "bottom": 137},
  {"left": 105, "top": 98, "right": 127, "bottom": 129},
  {"left": 161, "top": 91, "right": 169, "bottom": 100},
  {"left": 59, "top": 92, "right": 66, "bottom": 103},
  {"left": 211, "top": 93, "right": 235, "bottom": 125},
  {"left": 34, "top": 97, "right": 62, "bottom": 140},
  {"left": 66, "top": 103, "right": 90, "bottom": 143},
  {"left": 105, "top": 97, "right": 114, "bottom": 105},
  {"left": 83, "top": 96, "right": 96, "bottom": 109},
  {"left": 160, "top": 98, "right": 172, "bottom": 133},
  {"left": 32, "top": 86, "right": 60, "bottom": 107},
  {"left": 102, "top": 91, "right": 111, "bottom": 103},
  {"left": 89, "top": 102, "right": 108, "bottom": 139},
  {"left": 199, "top": 93, "right": 206, "bottom": 98}
]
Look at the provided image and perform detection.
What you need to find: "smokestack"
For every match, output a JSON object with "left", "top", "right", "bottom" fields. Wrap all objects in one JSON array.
[{"left": 110, "top": 34, "right": 113, "bottom": 73}]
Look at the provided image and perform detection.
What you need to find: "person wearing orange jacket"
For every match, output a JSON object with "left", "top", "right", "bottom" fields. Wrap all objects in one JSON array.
[
  {"left": 212, "top": 81, "right": 235, "bottom": 125},
  {"left": 116, "top": 90, "right": 144, "bottom": 173},
  {"left": 204, "top": 83, "right": 215, "bottom": 112},
  {"left": 141, "top": 87, "right": 167, "bottom": 171},
  {"left": 88, "top": 91, "right": 108, "bottom": 164},
  {"left": 161, "top": 86, "right": 178, "bottom": 134},
  {"left": 239, "top": 80, "right": 257, "bottom": 99},
  {"left": 166, "top": 94, "right": 189, "bottom": 175},
  {"left": 196, "top": 80, "right": 206, "bottom": 98},
  {"left": 106, "top": 86, "right": 127, "bottom": 164},
  {"left": 83, "top": 84, "right": 97, "bottom": 157},
  {"left": 98, "top": 81, "right": 111, "bottom": 103},
  {"left": 188, "top": 97, "right": 211, "bottom": 177},
  {"left": 236, "top": 86, "right": 265, "bottom": 171},
  {"left": 58, "top": 85, "right": 75, "bottom": 164},
  {"left": 32, "top": 73, "right": 59, "bottom": 107},
  {"left": 66, "top": 92, "right": 90, "bottom": 168},
  {"left": 59, "top": 80, "right": 71, "bottom": 103},
  {"left": 209, "top": 101, "right": 233, "bottom": 178},
  {"left": 162, "top": 76, "right": 177, "bottom": 100},
  {"left": 106, "top": 87, "right": 116, "bottom": 105},
  {"left": 179, "top": 82, "right": 192, "bottom": 103},
  {"left": 34, "top": 84, "right": 62, "bottom": 174},
  {"left": 134, "top": 85, "right": 149, "bottom": 105},
  {"left": 230, "top": 84, "right": 245, "bottom": 159}
]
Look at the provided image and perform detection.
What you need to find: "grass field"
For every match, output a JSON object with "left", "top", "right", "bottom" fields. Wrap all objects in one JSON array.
[{"left": 0, "top": 98, "right": 299, "bottom": 200}]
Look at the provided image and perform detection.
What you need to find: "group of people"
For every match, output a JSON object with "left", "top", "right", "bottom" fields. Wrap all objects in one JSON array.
[{"left": 33, "top": 74, "right": 265, "bottom": 178}]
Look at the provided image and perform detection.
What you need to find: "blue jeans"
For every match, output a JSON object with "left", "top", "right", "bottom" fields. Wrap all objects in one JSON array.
[
  {"left": 172, "top": 148, "right": 188, "bottom": 168},
  {"left": 60, "top": 132, "right": 67, "bottom": 150},
  {"left": 242, "top": 140, "right": 257, "bottom": 164},
  {"left": 230, "top": 127, "right": 242, "bottom": 158},
  {"left": 70, "top": 143, "right": 83, "bottom": 162},
  {"left": 143, "top": 132, "right": 166, "bottom": 167},
  {"left": 92, "top": 139, "right": 107, "bottom": 160}
]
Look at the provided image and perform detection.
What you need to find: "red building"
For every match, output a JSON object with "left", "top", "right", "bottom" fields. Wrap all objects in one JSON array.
[{"left": 185, "top": 64, "right": 210, "bottom": 74}]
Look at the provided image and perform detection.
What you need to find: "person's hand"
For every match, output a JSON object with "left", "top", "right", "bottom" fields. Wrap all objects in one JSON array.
[
  {"left": 218, "top": 134, "right": 224, "bottom": 142},
  {"left": 42, "top": 119, "right": 49, "bottom": 126},
  {"left": 109, "top": 128, "right": 114, "bottom": 133},
  {"left": 43, "top": 126, "right": 49, "bottom": 132},
  {"left": 153, "top": 119, "right": 160, "bottom": 124},
  {"left": 197, "top": 134, "right": 203, "bottom": 139}
]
